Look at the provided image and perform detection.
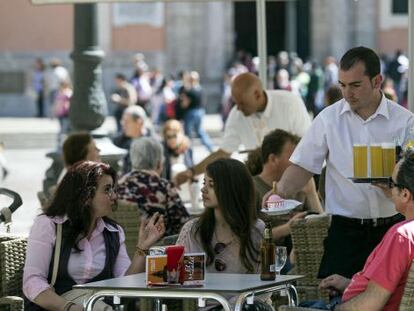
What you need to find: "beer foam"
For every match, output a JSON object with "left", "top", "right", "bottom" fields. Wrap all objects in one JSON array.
[
  {"left": 353, "top": 144, "right": 367, "bottom": 147},
  {"left": 381, "top": 142, "right": 395, "bottom": 149},
  {"left": 370, "top": 143, "right": 381, "bottom": 147}
]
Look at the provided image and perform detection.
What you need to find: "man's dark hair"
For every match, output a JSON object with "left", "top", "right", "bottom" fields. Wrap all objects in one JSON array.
[
  {"left": 261, "top": 129, "right": 300, "bottom": 164},
  {"left": 397, "top": 151, "right": 414, "bottom": 196},
  {"left": 116, "top": 73, "right": 126, "bottom": 81},
  {"left": 340, "top": 46, "right": 380, "bottom": 79},
  {"left": 62, "top": 132, "right": 93, "bottom": 166},
  {"left": 326, "top": 84, "right": 343, "bottom": 106}
]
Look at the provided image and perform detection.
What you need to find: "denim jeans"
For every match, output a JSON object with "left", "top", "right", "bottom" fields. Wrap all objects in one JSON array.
[
  {"left": 183, "top": 108, "right": 214, "bottom": 152},
  {"left": 298, "top": 295, "right": 342, "bottom": 310}
]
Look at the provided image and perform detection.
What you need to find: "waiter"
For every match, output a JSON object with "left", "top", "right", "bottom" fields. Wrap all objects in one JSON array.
[{"left": 273, "top": 46, "right": 414, "bottom": 278}]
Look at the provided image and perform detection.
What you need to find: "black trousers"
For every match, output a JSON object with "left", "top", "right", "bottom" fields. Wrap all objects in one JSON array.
[{"left": 317, "top": 214, "right": 405, "bottom": 279}]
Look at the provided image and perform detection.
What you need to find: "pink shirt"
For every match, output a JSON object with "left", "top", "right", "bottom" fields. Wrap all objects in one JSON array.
[
  {"left": 342, "top": 220, "right": 414, "bottom": 310},
  {"left": 23, "top": 215, "right": 131, "bottom": 301}
]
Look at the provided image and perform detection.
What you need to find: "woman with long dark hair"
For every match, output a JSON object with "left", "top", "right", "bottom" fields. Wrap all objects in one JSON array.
[
  {"left": 23, "top": 161, "right": 165, "bottom": 311},
  {"left": 178, "top": 158, "right": 261, "bottom": 272},
  {"left": 177, "top": 158, "right": 271, "bottom": 310}
]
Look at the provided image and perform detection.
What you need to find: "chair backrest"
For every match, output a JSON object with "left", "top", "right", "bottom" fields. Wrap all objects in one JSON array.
[
  {"left": 399, "top": 260, "right": 414, "bottom": 310},
  {"left": 0, "top": 236, "right": 27, "bottom": 297},
  {"left": 110, "top": 200, "right": 141, "bottom": 258},
  {"left": 290, "top": 215, "right": 330, "bottom": 301}
]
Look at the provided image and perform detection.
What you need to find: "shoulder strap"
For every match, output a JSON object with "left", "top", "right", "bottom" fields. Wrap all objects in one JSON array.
[{"left": 50, "top": 222, "right": 62, "bottom": 287}]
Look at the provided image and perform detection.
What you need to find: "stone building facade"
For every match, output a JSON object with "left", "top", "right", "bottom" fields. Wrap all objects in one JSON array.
[{"left": 0, "top": 0, "right": 409, "bottom": 117}]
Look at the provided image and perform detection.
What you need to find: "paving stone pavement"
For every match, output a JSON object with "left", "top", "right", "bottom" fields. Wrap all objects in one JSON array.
[{"left": 0, "top": 115, "right": 227, "bottom": 235}]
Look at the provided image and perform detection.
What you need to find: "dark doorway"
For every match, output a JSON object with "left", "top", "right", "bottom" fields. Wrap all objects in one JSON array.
[{"left": 234, "top": 1, "right": 310, "bottom": 59}]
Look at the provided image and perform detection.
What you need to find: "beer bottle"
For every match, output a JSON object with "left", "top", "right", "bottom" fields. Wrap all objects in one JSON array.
[
  {"left": 260, "top": 224, "right": 276, "bottom": 281},
  {"left": 272, "top": 181, "right": 277, "bottom": 194}
]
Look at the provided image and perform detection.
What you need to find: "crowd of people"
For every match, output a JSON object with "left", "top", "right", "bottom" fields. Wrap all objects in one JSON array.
[
  {"left": 221, "top": 48, "right": 409, "bottom": 121},
  {"left": 21, "top": 46, "right": 414, "bottom": 311}
]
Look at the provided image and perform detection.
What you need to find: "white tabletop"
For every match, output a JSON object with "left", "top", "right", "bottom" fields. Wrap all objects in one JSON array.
[{"left": 75, "top": 273, "right": 302, "bottom": 294}]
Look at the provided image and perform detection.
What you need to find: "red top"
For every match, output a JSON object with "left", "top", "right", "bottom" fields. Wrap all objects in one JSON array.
[{"left": 342, "top": 219, "right": 414, "bottom": 310}]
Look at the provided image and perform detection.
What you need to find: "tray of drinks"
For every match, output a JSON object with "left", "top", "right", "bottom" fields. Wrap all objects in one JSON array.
[
  {"left": 352, "top": 142, "right": 396, "bottom": 184},
  {"left": 349, "top": 177, "right": 389, "bottom": 184}
]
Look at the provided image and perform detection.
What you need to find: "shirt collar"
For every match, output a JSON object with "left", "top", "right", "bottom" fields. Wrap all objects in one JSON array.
[
  {"left": 339, "top": 93, "right": 390, "bottom": 120},
  {"left": 52, "top": 216, "right": 119, "bottom": 233},
  {"left": 97, "top": 217, "right": 120, "bottom": 233},
  {"left": 51, "top": 215, "right": 68, "bottom": 224}
]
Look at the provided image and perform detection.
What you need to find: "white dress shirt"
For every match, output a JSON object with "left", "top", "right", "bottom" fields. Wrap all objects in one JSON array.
[
  {"left": 290, "top": 95, "right": 414, "bottom": 219},
  {"left": 220, "top": 90, "right": 311, "bottom": 153}
]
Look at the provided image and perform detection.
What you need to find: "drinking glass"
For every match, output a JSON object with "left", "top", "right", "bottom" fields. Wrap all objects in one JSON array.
[
  {"left": 370, "top": 143, "right": 383, "bottom": 177},
  {"left": 275, "top": 246, "right": 287, "bottom": 275},
  {"left": 382, "top": 143, "right": 396, "bottom": 177},
  {"left": 353, "top": 144, "right": 368, "bottom": 178}
]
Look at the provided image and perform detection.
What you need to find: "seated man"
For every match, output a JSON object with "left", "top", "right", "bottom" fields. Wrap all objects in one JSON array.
[
  {"left": 113, "top": 105, "right": 154, "bottom": 174},
  {"left": 251, "top": 129, "right": 323, "bottom": 241},
  {"left": 316, "top": 152, "right": 414, "bottom": 310}
]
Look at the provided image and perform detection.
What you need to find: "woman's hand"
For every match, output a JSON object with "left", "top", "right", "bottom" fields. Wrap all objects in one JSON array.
[
  {"left": 287, "top": 211, "right": 307, "bottom": 226},
  {"left": 137, "top": 212, "right": 166, "bottom": 250}
]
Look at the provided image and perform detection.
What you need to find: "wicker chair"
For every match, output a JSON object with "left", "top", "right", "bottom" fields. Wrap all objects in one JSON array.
[
  {"left": 278, "top": 306, "right": 320, "bottom": 311},
  {"left": 398, "top": 260, "right": 414, "bottom": 310},
  {"left": 0, "top": 235, "right": 27, "bottom": 311},
  {"left": 110, "top": 200, "right": 141, "bottom": 258},
  {"left": 289, "top": 215, "right": 330, "bottom": 303}
]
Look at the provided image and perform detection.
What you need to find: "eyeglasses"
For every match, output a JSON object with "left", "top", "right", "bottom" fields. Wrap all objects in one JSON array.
[
  {"left": 214, "top": 242, "right": 227, "bottom": 271},
  {"left": 166, "top": 134, "right": 178, "bottom": 140},
  {"left": 388, "top": 177, "right": 405, "bottom": 189},
  {"left": 103, "top": 186, "right": 117, "bottom": 197}
]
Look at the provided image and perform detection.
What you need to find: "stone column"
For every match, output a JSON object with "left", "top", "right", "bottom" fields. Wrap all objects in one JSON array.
[
  {"left": 285, "top": 0, "right": 297, "bottom": 53},
  {"left": 43, "top": 3, "right": 125, "bottom": 195},
  {"left": 311, "top": 0, "right": 351, "bottom": 62}
]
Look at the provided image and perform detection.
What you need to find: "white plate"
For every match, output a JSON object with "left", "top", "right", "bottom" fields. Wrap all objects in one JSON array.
[{"left": 260, "top": 199, "right": 302, "bottom": 216}]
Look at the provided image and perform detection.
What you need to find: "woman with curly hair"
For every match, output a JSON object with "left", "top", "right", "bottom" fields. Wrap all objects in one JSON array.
[{"left": 23, "top": 161, "right": 165, "bottom": 311}]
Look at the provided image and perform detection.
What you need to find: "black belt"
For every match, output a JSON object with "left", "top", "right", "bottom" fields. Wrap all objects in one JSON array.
[{"left": 332, "top": 214, "right": 404, "bottom": 228}]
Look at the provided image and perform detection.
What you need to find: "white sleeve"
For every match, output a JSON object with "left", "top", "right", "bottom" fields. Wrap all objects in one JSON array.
[
  {"left": 220, "top": 107, "right": 242, "bottom": 153},
  {"left": 289, "top": 114, "right": 328, "bottom": 174},
  {"left": 290, "top": 94, "right": 312, "bottom": 137}
]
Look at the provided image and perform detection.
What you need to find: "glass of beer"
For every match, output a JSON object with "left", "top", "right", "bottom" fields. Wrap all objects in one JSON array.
[
  {"left": 353, "top": 144, "right": 368, "bottom": 178},
  {"left": 382, "top": 143, "right": 396, "bottom": 177},
  {"left": 370, "top": 143, "right": 383, "bottom": 177}
]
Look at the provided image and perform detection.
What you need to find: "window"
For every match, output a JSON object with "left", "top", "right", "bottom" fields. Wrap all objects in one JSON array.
[
  {"left": 392, "top": 0, "right": 408, "bottom": 14},
  {"left": 112, "top": 3, "right": 164, "bottom": 27}
]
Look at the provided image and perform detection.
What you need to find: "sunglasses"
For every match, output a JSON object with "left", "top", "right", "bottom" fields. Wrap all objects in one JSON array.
[
  {"left": 388, "top": 176, "right": 406, "bottom": 189},
  {"left": 214, "top": 242, "right": 227, "bottom": 272},
  {"left": 165, "top": 134, "right": 178, "bottom": 139}
]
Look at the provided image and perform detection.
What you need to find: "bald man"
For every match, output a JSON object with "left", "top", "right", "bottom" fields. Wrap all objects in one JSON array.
[{"left": 174, "top": 72, "right": 311, "bottom": 186}]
